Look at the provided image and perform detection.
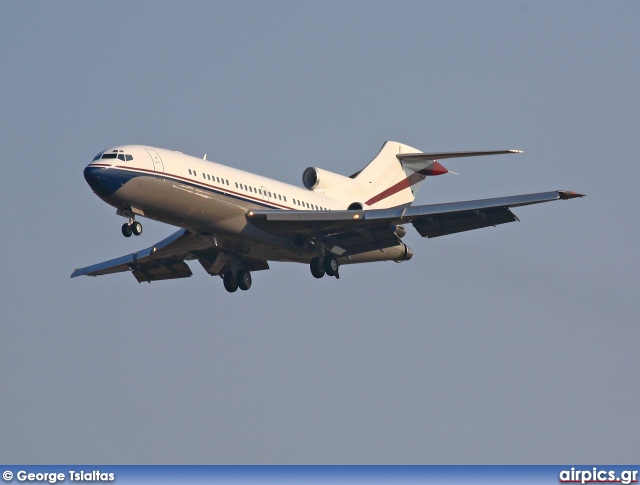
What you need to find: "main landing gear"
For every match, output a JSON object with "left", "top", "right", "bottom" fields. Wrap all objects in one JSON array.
[
  {"left": 121, "top": 219, "right": 143, "bottom": 237},
  {"left": 223, "top": 269, "right": 252, "bottom": 293},
  {"left": 310, "top": 255, "right": 339, "bottom": 279}
]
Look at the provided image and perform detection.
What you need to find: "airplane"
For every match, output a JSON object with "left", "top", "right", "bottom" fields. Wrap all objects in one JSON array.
[{"left": 71, "top": 141, "right": 583, "bottom": 292}]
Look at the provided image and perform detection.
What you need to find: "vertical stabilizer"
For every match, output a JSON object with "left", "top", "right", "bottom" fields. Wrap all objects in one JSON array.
[{"left": 356, "top": 141, "right": 439, "bottom": 209}]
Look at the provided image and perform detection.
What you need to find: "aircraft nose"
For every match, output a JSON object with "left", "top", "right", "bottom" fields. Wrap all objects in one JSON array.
[{"left": 84, "top": 165, "right": 120, "bottom": 197}]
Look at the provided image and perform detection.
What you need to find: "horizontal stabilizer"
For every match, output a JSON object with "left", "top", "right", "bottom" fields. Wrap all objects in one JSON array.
[{"left": 397, "top": 150, "right": 522, "bottom": 162}]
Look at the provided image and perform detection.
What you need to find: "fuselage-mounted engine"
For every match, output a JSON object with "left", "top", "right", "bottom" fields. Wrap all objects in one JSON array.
[{"left": 302, "top": 167, "right": 368, "bottom": 207}]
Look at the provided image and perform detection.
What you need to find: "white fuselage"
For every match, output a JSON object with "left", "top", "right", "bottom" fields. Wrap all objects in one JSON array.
[{"left": 84, "top": 145, "right": 408, "bottom": 265}]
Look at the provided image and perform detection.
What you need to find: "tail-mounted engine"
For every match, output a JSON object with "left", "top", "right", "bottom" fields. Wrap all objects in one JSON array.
[{"left": 302, "top": 167, "right": 366, "bottom": 202}]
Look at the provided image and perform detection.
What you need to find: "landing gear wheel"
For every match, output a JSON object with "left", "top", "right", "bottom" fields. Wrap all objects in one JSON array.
[
  {"left": 324, "top": 255, "right": 339, "bottom": 277},
  {"left": 223, "top": 271, "right": 238, "bottom": 293},
  {"left": 131, "top": 220, "right": 143, "bottom": 236},
  {"left": 237, "top": 270, "right": 252, "bottom": 291},
  {"left": 310, "top": 257, "right": 325, "bottom": 279},
  {"left": 121, "top": 223, "right": 132, "bottom": 237}
]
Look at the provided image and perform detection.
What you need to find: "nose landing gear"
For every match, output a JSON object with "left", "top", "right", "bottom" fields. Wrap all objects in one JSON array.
[{"left": 121, "top": 219, "right": 143, "bottom": 237}]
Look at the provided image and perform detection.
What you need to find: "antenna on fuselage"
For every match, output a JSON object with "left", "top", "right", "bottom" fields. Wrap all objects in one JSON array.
[{"left": 203, "top": 154, "right": 207, "bottom": 160}]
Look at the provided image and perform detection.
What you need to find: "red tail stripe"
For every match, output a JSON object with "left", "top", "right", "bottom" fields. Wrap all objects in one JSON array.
[{"left": 364, "top": 161, "right": 447, "bottom": 206}]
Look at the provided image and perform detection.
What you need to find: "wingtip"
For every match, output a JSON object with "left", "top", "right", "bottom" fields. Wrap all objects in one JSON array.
[
  {"left": 558, "top": 190, "right": 585, "bottom": 199},
  {"left": 510, "top": 150, "right": 524, "bottom": 154}
]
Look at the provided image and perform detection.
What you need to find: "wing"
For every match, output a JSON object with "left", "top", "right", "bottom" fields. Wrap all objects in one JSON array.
[
  {"left": 71, "top": 228, "right": 269, "bottom": 282},
  {"left": 246, "top": 190, "right": 584, "bottom": 254}
]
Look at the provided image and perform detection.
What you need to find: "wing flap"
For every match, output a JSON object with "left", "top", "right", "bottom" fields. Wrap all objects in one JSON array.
[
  {"left": 131, "top": 260, "right": 193, "bottom": 283},
  {"left": 412, "top": 207, "right": 517, "bottom": 238}
]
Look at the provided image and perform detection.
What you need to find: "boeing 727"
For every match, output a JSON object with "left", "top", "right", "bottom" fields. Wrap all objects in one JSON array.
[{"left": 72, "top": 141, "right": 583, "bottom": 292}]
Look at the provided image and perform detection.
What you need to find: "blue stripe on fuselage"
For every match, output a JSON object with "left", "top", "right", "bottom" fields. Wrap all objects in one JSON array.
[{"left": 84, "top": 165, "right": 139, "bottom": 198}]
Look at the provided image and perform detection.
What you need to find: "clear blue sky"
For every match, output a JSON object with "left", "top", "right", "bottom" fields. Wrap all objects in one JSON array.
[{"left": 1, "top": 1, "right": 638, "bottom": 463}]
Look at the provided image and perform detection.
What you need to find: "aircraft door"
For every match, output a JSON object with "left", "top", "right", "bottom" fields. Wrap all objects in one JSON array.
[
  {"left": 261, "top": 186, "right": 270, "bottom": 203},
  {"left": 146, "top": 148, "right": 164, "bottom": 172}
]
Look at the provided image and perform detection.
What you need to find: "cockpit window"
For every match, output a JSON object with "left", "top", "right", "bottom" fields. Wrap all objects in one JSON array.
[
  {"left": 100, "top": 152, "right": 133, "bottom": 161},
  {"left": 92, "top": 151, "right": 105, "bottom": 161}
]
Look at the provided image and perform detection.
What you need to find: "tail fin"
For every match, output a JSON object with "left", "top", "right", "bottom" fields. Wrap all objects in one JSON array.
[
  {"left": 355, "top": 141, "right": 522, "bottom": 209},
  {"left": 355, "top": 141, "right": 438, "bottom": 209}
]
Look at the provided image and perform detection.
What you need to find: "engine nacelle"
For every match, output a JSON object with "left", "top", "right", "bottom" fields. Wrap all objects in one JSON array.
[
  {"left": 347, "top": 202, "right": 365, "bottom": 211},
  {"left": 336, "top": 243, "right": 413, "bottom": 264},
  {"left": 302, "top": 167, "right": 364, "bottom": 195}
]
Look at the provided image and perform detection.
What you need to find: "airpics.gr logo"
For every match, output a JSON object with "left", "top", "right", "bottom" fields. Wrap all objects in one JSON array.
[{"left": 559, "top": 467, "right": 638, "bottom": 484}]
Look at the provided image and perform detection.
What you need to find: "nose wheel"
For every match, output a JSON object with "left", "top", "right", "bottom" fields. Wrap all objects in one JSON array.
[{"left": 122, "top": 220, "right": 143, "bottom": 237}]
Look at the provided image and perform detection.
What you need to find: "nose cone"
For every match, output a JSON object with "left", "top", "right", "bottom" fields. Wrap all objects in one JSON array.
[{"left": 84, "top": 165, "right": 121, "bottom": 198}]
